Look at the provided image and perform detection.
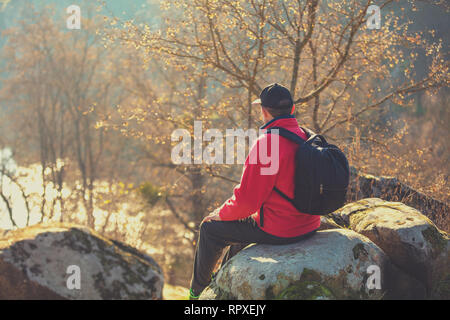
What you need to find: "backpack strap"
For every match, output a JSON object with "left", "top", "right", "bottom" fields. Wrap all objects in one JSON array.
[
  {"left": 299, "top": 126, "right": 316, "bottom": 139},
  {"left": 268, "top": 126, "right": 329, "bottom": 147},
  {"left": 264, "top": 126, "right": 304, "bottom": 211},
  {"left": 265, "top": 126, "right": 305, "bottom": 145},
  {"left": 273, "top": 186, "right": 296, "bottom": 206}
]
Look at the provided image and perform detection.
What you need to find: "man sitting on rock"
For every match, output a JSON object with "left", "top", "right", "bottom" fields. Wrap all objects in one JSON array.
[{"left": 189, "top": 83, "right": 320, "bottom": 300}]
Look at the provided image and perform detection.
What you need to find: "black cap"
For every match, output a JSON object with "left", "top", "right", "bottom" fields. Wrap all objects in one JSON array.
[{"left": 252, "top": 83, "right": 293, "bottom": 110}]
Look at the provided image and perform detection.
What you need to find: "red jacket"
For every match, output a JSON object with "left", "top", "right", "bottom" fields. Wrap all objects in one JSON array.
[{"left": 218, "top": 115, "right": 321, "bottom": 237}]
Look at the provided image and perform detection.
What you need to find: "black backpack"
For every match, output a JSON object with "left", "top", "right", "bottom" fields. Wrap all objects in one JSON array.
[{"left": 262, "top": 126, "right": 349, "bottom": 222}]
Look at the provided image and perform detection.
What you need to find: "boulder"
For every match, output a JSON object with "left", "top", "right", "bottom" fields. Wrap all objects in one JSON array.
[
  {"left": 0, "top": 223, "right": 164, "bottom": 299},
  {"left": 329, "top": 198, "right": 449, "bottom": 299},
  {"left": 349, "top": 168, "right": 449, "bottom": 232},
  {"left": 200, "top": 229, "right": 388, "bottom": 300}
]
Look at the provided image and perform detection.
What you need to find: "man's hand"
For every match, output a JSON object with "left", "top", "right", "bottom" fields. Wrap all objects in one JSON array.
[{"left": 203, "top": 209, "right": 222, "bottom": 222}]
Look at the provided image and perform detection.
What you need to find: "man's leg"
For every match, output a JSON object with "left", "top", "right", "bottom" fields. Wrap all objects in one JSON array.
[{"left": 190, "top": 218, "right": 264, "bottom": 297}]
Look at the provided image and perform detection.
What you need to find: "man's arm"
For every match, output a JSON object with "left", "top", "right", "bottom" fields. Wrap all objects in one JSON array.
[{"left": 218, "top": 134, "right": 279, "bottom": 221}]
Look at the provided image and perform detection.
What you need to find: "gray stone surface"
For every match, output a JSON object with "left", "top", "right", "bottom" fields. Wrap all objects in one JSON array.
[
  {"left": 329, "top": 198, "right": 449, "bottom": 299},
  {"left": 201, "top": 229, "right": 388, "bottom": 300},
  {"left": 0, "top": 223, "right": 164, "bottom": 299}
]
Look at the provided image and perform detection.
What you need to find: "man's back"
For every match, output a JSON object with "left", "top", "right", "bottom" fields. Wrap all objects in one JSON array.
[{"left": 218, "top": 114, "right": 321, "bottom": 238}]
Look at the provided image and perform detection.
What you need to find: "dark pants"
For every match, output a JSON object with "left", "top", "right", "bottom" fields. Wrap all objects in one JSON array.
[{"left": 190, "top": 217, "right": 316, "bottom": 295}]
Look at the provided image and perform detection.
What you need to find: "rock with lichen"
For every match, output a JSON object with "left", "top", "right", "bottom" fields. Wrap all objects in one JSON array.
[
  {"left": 0, "top": 223, "right": 164, "bottom": 299},
  {"left": 349, "top": 169, "right": 449, "bottom": 232},
  {"left": 200, "top": 229, "right": 388, "bottom": 300},
  {"left": 329, "top": 198, "right": 449, "bottom": 299}
]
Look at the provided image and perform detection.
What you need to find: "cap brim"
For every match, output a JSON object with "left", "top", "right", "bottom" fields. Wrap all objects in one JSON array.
[{"left": 251, "top": 98, "right": 262, "bottom": 105}]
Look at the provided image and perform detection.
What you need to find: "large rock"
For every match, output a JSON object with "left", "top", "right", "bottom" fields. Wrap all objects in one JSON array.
[
  {"left": 0, "top": 223, "right": 164, "bottom": 299},
  {"left": 200, "top": 229, "right": 388, "bottom": 300},
  {"left": 349, "top": 168, "right": 449, "bottom": 232},
  {"left": 329, "top": 198, "right": 449, "bottom": 299}
]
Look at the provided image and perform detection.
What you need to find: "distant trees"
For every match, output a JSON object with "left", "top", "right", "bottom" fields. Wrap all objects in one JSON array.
[
  {"left": 0, "top": 148, "right": 31, "bottom": 228},
  {"left": 98, "top": 48, "right": 232, "bottom": 238},
  {"left": 117, "top": 0, "right": 447, "bottom": 133},
  {"left": 0, "top": 6, "right": 137, "bottom": 228}
]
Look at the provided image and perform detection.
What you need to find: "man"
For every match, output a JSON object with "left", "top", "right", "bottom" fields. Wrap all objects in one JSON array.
[{"left": 189, "top": 83, "right": 321, "bottom": 299}]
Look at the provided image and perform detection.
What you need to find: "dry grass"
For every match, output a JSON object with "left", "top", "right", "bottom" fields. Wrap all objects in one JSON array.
[{"left": 163, "top": 284, "right": 190, "bottom": 300}]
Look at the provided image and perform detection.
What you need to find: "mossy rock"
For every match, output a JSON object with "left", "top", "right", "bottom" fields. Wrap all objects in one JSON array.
[
  {"left": 330, "top": 198, "right": 449, "bottom": 299},
  {"left": 200, "top": 229, "right": 388, "bottom": 300},
  {"left": 277, "top": 280, "right": 335, "bottom": 300}
]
